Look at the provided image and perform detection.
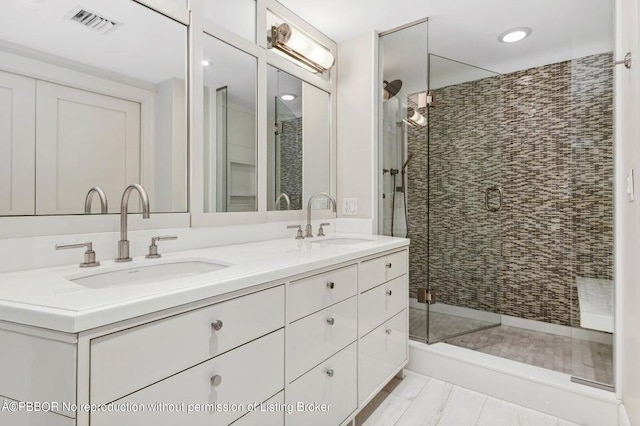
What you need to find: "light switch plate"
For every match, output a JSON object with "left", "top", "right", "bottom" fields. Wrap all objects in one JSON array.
[{"left": 343, "top": 198, "right": 358, "bottom": 216}]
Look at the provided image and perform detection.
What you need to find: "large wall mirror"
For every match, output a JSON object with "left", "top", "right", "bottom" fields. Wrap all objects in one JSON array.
[
  {"left": 0, "top": 0, "right": 187, "bottom": 216},
  {"left": 203, "top": 0, "right": 257, "bottom": 43},
  {"left": 267, "top": 66, "right": 331, "bottom": 211},
  {"left": 203, "top": 33, "right": 258, "bottom": 213}
]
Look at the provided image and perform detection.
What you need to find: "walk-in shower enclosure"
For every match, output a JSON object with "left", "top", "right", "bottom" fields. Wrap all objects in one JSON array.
[{"left": 379, "top": 3, "right": 614, "bottom": 389}]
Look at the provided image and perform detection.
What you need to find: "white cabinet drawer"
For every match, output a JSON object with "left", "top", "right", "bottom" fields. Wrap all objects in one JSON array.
[
  {"left": 358, "top": 310, "right": 407, "bottom": 405},
  {"left": 0, "top": 396, "right": 74, "bottom": 426},
  {"left": 288, "top": 265, "right": 357, "bottom": 322},
  {"left": 287, "top": 297, "right": 357, "bottom": 382},
  {"left": 231, "top": 392, "right": 284, "bottom": 426},
  {"left": 359, "top": 250, "right": 408, "bottom": 292},
  {"left": 0, "top": 329, "right": 76, "bottom": 418},
  {"left": 91, "top": 329, "right": 284, "bottom": 426},
  {"left": 286, "top": 342, "right": 357, "bottom": 426},
  {"left": 91, "top": 285, "right": 284, "bottom": 405},
  {"left": 359, "top": 275, "right": 408, "bottom": 337}
]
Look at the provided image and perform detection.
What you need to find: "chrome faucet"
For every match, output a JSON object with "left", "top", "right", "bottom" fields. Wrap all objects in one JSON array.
[
  {"left": 84, "top": 186, "right": 108, "bottom": 214},
  {"left": 116, "top": 183, "right": 150, "bottom": 262},
  {"left": 305, "top": 192, "right": 337, "bottom": 238},
  {"left": 275, "top": 192, "right": 291, "bottom": 210}
]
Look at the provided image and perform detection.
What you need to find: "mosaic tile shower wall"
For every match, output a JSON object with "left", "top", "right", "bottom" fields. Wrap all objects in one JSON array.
[
  {"left": 407, "top": 53, "right": 613, "bottom": 326},
  {"left": 278, "top": 117, "right": 303, "bottom": 210}
]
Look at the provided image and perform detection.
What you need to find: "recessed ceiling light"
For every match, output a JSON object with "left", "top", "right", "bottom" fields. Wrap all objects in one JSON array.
[
  {"left": 281, "top": 93, "right": 297, "bottom": 101},
  {"left": 202, "top": 60, "right": 212, "bottom": 66},
  {"left": 498, "top": 27, "right": 532, "bottom": 43}
]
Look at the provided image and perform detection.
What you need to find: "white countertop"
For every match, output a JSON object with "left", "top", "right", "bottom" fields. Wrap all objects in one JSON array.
[{"left": 0, "top": 234, "right": 408, "bottom": 333}]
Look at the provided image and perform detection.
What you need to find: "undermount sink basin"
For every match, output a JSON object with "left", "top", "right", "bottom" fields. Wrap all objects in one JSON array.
[
  {"left": 310, "top": 237, "right": 374, "bottom": 245},
  {"left": 68, "top": 259, "right": 228, "bottom": 289}
]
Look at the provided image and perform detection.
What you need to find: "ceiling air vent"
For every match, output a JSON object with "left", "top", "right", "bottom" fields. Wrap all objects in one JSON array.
[{"left": 66, "top": 7, "right": 121, "bottom": 35}]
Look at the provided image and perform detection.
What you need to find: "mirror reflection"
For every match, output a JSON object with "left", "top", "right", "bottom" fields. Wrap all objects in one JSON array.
[
  {"left": 0, "top": 0, "right": 187, "bottom": 216},
  {"left": 267, "top": 66, "right": 331, "bottom": 211},
  {"left": 203, "top": 0, "right": 257, "bottom": 43},
  {"left": 203, "top": 34, "right": 258, "bottom": 213}
]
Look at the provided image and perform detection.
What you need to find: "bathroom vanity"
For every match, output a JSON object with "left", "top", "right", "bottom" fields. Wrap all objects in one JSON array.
[{"left": 0, "top": 235, "right": 408, "bottom": 426}]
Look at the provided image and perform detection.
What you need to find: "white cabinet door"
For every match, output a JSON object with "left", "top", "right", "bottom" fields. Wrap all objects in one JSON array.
[
  {"left": 0, "top": 397, "right": 74, "bottom": 426},
  {"left": 0, "top": 70, "right": 35, "bottom": 216},
  {"left": 91, "top": 330, "right": 284, "bottom": 426},
  {"left": 286, "top": 297, "right": 357, "bottom": 382},
  {"left": 0, "top": 328, "right": 76, "bottom": 418},
  {"left": 231, "top": 392, "right": 284, "bottom": 426},
  {"left": 359, "top": 250, "right": 408, "bottom": 292},
  {"left": 286, "top": 342, "right": 357, "bottom": 426},
  {"left": 358, "top": 275, "right": 408, "bottom": 337},
  {"left": 35, "top": 80, "right": 141, "bottom": 214},
  {"left": 358, "top": 310, "right": 407, "bottom": 405},
  {"left": 91, "top": 286, "right": 284, "bottom": 405}
]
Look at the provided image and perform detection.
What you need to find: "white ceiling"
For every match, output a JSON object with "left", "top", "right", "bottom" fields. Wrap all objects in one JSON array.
[
  {"left": 281, "top": 0, "right": 614, "bottom": 93},
  {"left": 0, "top": 0, "right": 186, "bottom": 86}
]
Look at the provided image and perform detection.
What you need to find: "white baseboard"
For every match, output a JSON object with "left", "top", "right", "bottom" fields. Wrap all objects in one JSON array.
[{"left": 407, "top": 341, "right": 620, "bottom": 426}]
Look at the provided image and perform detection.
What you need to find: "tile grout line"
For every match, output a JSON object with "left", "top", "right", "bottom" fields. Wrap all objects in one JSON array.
[{"left": 474, "top": 396, "right": 489, "bottom": 426}]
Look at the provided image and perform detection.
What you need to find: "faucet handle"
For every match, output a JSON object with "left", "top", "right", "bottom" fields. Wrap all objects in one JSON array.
[
  {"left": 56, "top": 242, "right": 100, "bottom": 268},
  {"left": 146, "top": 236, "right": 178, "bottom": 259},
  {"left": 317, "top": 223, "right": 331, "bottom": 237},
  {"left": 287, "top": 225, "right": 304, "bottom": 240}
]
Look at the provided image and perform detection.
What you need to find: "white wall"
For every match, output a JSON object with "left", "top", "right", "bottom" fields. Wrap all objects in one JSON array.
[
  {"left": 303, "top": 82, "right": 331, "bottom": 203},
  {"left": 336, "top": 32, "right": 377, "bottom": 226},
  {"left": 616, "top": 0, "right": 640, "bottom": 422},
  {"left": 156, "top": 77, "right": 187, "bottom": 212}
]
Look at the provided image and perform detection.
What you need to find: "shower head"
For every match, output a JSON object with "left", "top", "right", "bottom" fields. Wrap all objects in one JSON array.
[
  {"left": 383, "top": 80, "right": 403, "bottom": 100},
  {"left": 401, "top": 153, "right": 415, "bottom": 173}
]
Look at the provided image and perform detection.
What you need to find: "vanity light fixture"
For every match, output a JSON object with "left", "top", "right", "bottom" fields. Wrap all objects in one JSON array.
[
  {"left": 281, "top": 93, "right": 297, "bottom": 101},
  {"left": 498, "top": 27, "right": 532, "bottom": 43},
  {"left": 407, "top": 107, "right": 427, "bottom": 127},
  {"left": 269, "top": 23, "right": 335, "bottom": 73}
]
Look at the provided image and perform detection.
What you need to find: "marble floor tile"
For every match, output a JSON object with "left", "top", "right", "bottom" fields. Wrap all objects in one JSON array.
[
  {"left": 383, "top": 370, "right": 431, "bottom": 401},
  {"left": 557, "top": 420, "right": 582, "bottom": 426},
  {"left": 355, "top": 391, "right": 411, "bottom": 426},
  {"left": 436, "top": 386, "right": 487, "bottom": 426},
  {"left": 477, "top": 397, "right": 558, "bottom": 426},
  {"left": 395, "top": 378, "right": 453, "bottom": 426},
  {"left": 357, "top": 371, "right": 586, "bottom": 426}
]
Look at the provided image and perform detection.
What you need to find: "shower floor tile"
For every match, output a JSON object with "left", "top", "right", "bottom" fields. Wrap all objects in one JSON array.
[
  {"left": 409, "top": 308, "right": 499, "bottom": 342},
  {"left": 409, "top": 308, "right": 613, "bottom": 386}
]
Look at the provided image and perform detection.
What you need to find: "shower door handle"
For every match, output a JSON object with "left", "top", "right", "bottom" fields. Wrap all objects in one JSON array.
[{"left": 485, "top": 186, "right": 503, "bottom": 212}]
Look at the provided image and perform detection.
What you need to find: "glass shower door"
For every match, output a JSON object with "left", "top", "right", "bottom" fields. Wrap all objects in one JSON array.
[{"left": 425, "top": 54, "right": 503, "bottom": 343}]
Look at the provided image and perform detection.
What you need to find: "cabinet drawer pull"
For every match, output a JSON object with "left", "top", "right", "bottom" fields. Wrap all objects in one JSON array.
[
  {"left": 326, "top": 368, "right": 334, "bottom": 377},
  {"left": 326, "top": 317, "right": 335, "bottom": 325},
  {"left": 327, "top": 281, "right": 335, "bottom": 289},
  {"left": 386, "top": 290, "right": 392, "bottom": 296},
  {"left": 385, "top": 329, "right": 392, "bottom": 335},
  {"left": 211, "top": 320, "right": 223, "bottom": 331},
  {"left": 386, "top": 262, "right": 392, "bottom": 269},
  {"left": 210, "top": 374, "right": 223, "bottom": 386}
]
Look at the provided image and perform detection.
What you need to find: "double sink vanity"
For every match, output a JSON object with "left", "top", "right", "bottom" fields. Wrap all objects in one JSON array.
[
  {"left": 0, "top": 233, "right": 409, "bottom": 426},
  {"left": 0, "top": 1, "right": 408, "bottom": 424}
]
